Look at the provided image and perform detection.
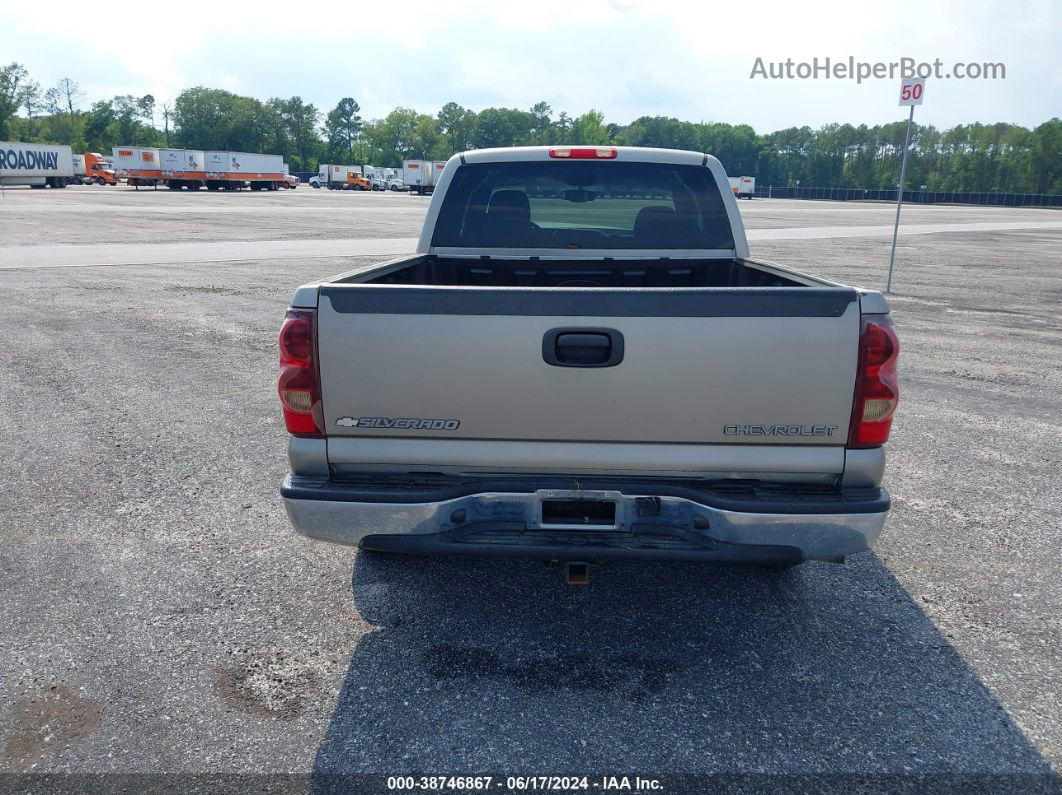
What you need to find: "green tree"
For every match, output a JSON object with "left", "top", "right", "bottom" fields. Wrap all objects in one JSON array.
[
  {"left": 553, "top": 111, "right": 573, "bottom": 142},
  {"left": 613, "top": 116, "right": 699, "bottom": 150},
  {"left": 378, "top": 107, "right": 420, "bottom": 158},
  {"left": 19, "top": 76, "right": 42, "bottom": 139},
  {"left": 414, "top": 113, "right": 444, "bottom": 158},
  {"left": 114, "top": 95, "right": 148, "bottom": 147},
  {"left": 437, "top": 102, "right": 474, "bottom": 154},
  {"left": 0, "top": 62, "right": 32, "bottom": 139},
  {"left": 264, "top": 97, "right": 292, "bottom": 161},
  {"left": 1029, "top": 119, "right": 1061, "bottom": 193},
  {"left": 76, "top": 94, "right": 157, "bottom": 151},
  {"left": 278, "top": 96, "right": 320, "bottom": 170},
  {"left": 137, "top": 94, "right": 155, "bottom": 132},
  {"left": 173, "top": 87, "right": 229, "bottom": 149},
  {"left": 360, "top": 119, "right": 387, "bottom": 165},
  {"left": 572, "top": 110, "right": 609, "bottom": 144},
  {"left": 48, "top": 78, "right": 84, "bottom": 114},
  {"left": 529, "top": 101, "right": 553, "bottom": 143},
  {"left": 472, "top": 107, "right": 534, "bottom": 148},
  {"left": 160, "top": 101, "right": 172, "bottom": 147},
  {"left": 3, "top": 70, "right": 1057, "bottom": 194},
  {"left": 83, "top": 99, "right": 115, "bottom": 149},
  {"left": 173, "top": 86, "right": 279, "bottom": 153},
  {"left": 39, "top": 77, "right": 86, "bottom": 148},
  {"left": 324, "top": 97, "right": 362, "bottom": 161}
]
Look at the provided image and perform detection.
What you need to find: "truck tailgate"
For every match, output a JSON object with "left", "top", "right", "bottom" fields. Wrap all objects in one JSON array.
[{"left": 317, "top": 285, "right": 860, "bottom": 471}]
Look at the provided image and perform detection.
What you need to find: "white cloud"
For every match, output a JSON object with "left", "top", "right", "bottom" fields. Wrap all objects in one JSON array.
[{"left": 1, "top": 0, "right": 1058, "bottom": 130}]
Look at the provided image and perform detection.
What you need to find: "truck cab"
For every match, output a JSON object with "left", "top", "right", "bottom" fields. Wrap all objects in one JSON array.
[
  {"left": 344, "top": 171, "right": 372, "bottom": 191},
  {"left": 78, "top": 152, "right": 118, "bottom": 185}
]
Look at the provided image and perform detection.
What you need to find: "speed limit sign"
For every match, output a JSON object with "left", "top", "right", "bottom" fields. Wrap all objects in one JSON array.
[
  {"left": 887, "top": 76, "right": 926, "bottom": 292},
  {"left": 899, "top": 77, "right": 925, "bottom": 106}
]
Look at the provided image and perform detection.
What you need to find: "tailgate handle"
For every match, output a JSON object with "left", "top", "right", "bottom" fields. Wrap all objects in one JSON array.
[{"left": 543, "top": 328, "right": 624, "bottom": 368}]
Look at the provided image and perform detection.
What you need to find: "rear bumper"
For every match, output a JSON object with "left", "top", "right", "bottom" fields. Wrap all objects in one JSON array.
[{"left": 282, "top": 475, "right": 889, "bottom": 563}]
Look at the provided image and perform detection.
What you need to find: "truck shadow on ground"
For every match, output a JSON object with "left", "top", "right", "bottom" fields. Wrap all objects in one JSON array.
[{"left": 312, "top": 553, "right": 1052, "bottom": 780}]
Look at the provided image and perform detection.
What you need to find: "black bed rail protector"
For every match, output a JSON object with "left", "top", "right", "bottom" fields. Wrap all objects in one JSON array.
[
  {"left": 319, "top": 284, "right": 856, "bottom": 317},
  {"left": 282, "top": 474, "right": 889, "bottom": 515}
]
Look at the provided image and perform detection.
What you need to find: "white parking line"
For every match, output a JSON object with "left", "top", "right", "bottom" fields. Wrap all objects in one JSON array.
[
  {"left": 749, "top": 220, "right": 1062, "bottom": 240},
  {"left": 1, "top": 203, "right": 426, "bottom": 214},
  {"left": 0, "top": 238, "right": 418, "bottom": 269},
  {"left": 1, "top": 221, "right": 1059, "bottom": 270}
]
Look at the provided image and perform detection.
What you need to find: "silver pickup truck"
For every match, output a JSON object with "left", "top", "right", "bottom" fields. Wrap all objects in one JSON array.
[{"left": 278, "top": 146, "right": 899, "bottom": 571}]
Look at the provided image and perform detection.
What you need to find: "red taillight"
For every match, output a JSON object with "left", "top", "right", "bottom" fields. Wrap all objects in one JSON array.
[
  {"left": 278, "top": 308, "right": 323, "bottom": 438},
  {"left": 549, "top": 147, "right": 617, "bottom": 159},
  {"left": 849, "top": 314, "right": 900, "bottom": 447}
]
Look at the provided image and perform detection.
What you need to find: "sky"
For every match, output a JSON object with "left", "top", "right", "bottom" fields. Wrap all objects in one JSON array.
[{"left": 2, "top": 0, "right": 1059, "bottom": 133}]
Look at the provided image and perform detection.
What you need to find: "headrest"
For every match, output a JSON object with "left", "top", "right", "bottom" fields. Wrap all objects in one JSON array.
[{"left": 487, "top": 190, "right": 531, "bottom": 220}]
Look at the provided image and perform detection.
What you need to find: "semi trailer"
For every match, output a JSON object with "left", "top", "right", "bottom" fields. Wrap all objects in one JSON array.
[
  {"left": 114, "top": 146, "right": 288, "bottom": 190},
  {"left": 401, "top": 159, "right": 447, "bottom": 195},
  {"left": 113, "top": 147, "right": 163, "bottom": 187},
  {"left": 160, "top": 148, "right": 206, "bottom": 189},
  {"left": 0, "top": 141, "right": 75, "bottom": 188},
  {"left": 728, "top": 175, "right": 755, "bottom": 199},
  {"left": 204, "top": 151, "right": 286, "bottom": 190}
]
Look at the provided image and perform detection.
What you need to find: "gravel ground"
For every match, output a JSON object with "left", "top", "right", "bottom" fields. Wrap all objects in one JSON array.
[
  {"left": 0, "top": 184, "right": 428, "bottom": 246},
  {"left": 2, "top": 182, "right": 1058, "bottom": 244},
  {"left": 0, "top": 192, "right": 1059, "bottom": 789}
]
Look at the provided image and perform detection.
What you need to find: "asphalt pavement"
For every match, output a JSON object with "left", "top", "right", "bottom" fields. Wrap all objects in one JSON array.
[{"left": 0, "top": 188, "right": 1059, "bottom": 791}]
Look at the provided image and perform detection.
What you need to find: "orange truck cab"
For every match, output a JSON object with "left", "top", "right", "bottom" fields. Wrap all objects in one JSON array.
[
  {"left": 343, "top": 171, "right": 372, "bottom": 190},
  {"left": 76, "top": 152, "right": 118, "bottom": 185}
]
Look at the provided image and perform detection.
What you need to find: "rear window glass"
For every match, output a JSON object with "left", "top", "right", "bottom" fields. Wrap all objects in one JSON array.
[{"left": 431, "top": 161, "right": 735, "bottom": 250}]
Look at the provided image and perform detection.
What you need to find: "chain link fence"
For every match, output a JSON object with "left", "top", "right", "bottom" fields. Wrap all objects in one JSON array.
[
  {"left": 758, "top": 186, "right": 1062, "bottom": 207},
  {"left": 288, "top": 170, "right": 1060, "bottom": 207}
]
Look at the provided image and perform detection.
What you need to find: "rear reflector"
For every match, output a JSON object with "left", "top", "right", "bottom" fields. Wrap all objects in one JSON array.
[
  {"left": 849, "top": 314, "right": 900, "bottom": 447},
  {"left": 278, "top": 308, "right": 324, "bottom": 438},
  {"left": 549, "top": 147, "right": 617, "bottom": 159}
]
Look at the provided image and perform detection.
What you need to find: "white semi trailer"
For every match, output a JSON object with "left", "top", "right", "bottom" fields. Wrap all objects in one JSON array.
[
  {"left": 728, "top": 175, "right": 756, "bottom": 199},
  {"left": 204, "top": 151, "right": 286, "bottom": 190},
  {"left": 401, "top": 160, "right": 447, "bottom": 195},
  {"left": 112, "top": 147, "right": 163, "bottom": 187},
  {"left": 0, "top": 141, "right": 75, "bottom": 188},
  {"left": 115, "top": 146, "right": 287, "bottom": 190},
  {"left": 160, "top": 148, "right": 206, "bottom": 189}
]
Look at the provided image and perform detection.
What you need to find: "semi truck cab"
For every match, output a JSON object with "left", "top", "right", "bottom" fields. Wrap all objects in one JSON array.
[{"left": 74, "top": 152, "right": 118, "bottom": 185}]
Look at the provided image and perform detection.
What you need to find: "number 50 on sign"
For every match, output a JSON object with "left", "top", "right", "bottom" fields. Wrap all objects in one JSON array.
[{"left": 899, "top": 77, "right": 925, "bottom": 106}]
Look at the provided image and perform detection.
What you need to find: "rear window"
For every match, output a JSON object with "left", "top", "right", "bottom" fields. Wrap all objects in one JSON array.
[{"left": 431, "top": 161, "right": 735, "bottom": 250}]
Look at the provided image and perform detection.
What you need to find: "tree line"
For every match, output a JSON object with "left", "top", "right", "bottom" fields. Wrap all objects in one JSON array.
[{"left": 2, "top": 63, "right": 1059, "bottom": 193}]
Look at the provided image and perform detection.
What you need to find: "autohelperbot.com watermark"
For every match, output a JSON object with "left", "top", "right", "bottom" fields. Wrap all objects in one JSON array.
[{"left": 750, "top": 56, "right": 1005, "bottom": 82}]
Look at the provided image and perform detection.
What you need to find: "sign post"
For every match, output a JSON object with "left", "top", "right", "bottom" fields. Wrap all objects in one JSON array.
[{"left": 886, "top": 77, "right": 925, "bottom": 293}]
